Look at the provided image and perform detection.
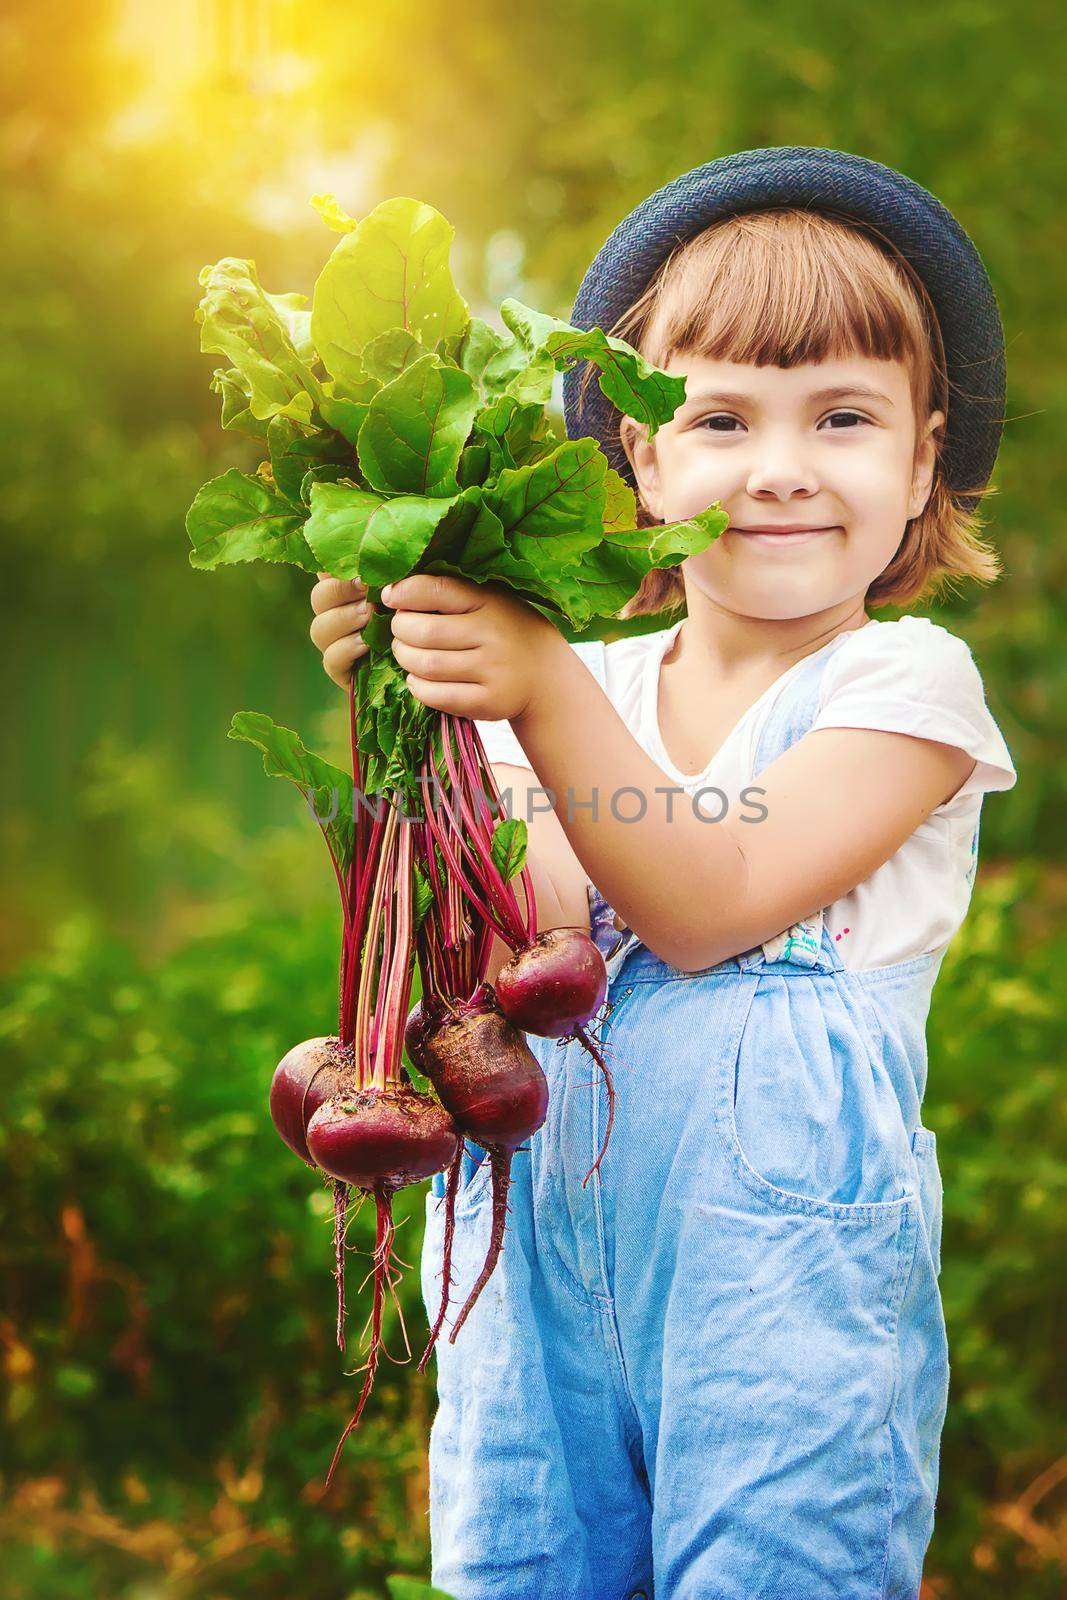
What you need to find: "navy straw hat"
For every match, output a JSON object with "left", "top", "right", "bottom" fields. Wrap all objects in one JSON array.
[{"left": 563, "top": 147, "right": 1005, "bottom": 513}]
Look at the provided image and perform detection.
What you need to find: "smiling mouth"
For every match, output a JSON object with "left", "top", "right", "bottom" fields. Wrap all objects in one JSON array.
[{"left": 730, "top": 525, "right": 839, "bottom": 544}]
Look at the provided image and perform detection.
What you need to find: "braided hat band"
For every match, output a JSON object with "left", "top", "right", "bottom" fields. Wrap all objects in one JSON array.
[{"left": 562, "top": 147, "right": 1005, "bottom": 514}]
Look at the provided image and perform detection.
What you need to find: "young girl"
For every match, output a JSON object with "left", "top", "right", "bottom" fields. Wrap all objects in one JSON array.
[{"left": 309, "top": 149, "right": 1017, "bottom": 1600}]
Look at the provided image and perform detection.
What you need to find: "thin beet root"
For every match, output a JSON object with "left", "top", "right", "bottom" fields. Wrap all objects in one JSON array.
[
  {"left": 448, "top": 1147, "right": 511, "bottom": 1343},
  {"left": 332, "top": 1181, "right": 349, "bottom": 1351},
  {"left": 573, "top": 1023, "right": 616, "bottom": 1187},
  {"left": 418, "top": 1139, "right": 465, "bottom": 1372},
  {"left": 324, "top": 1189, "right": 395, "bottom": 1491}
]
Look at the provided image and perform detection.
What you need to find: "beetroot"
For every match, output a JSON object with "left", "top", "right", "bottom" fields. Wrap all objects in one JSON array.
[
  {"left": 494, "top": 927, "right": 615, "bottom": 1188},
  {"left": 494, "top": 927, "right": 607, "bottom": 1039},
  {"left": 269, "top": 1035, "right": 348, "bottom": 1163},
  {"left": 306, "top": 1085, "right": 459, "bottom": 1190},
  {"left": 413, "top": 986, "right": 548, "bottom": 1152},
  {"left": 413, "top": 987, "right": 548, "bottom": 1349}
]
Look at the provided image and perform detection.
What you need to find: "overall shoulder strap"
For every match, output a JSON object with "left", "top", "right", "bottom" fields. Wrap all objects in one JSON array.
[
  {"left": 751, "top": 644, "right": 842, "bottom": 779},
  {"left": 571, "top": 638, "right": 609, "bottom": 693},
  {"left": 746, "top": 644, "right": 851, "bottom": 972}
]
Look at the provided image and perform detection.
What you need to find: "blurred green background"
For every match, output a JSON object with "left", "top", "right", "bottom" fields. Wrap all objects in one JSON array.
[{"left": 2, "top": 1, "right": 1065, "bottom": 1595}]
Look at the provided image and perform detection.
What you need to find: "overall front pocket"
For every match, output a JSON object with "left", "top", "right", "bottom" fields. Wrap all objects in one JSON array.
[{"left": 722, "top": 971, "right": 916, "bottom": 1222}]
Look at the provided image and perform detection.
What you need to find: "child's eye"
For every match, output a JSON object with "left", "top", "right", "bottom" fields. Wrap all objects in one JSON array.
[
  {"left": 695, "top": 410, "right": 870, "bottom": 433},
  {"left": 822, "top": 410, "right": 869, "bottom": 429},
  {"left": 696, "top": 415, "right": 743, "bottom": 432}
]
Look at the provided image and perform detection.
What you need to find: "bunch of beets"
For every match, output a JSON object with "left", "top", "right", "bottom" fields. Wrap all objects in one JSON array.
[{"left": 186, "top": 193, "right": 726, "bottom": 1485}]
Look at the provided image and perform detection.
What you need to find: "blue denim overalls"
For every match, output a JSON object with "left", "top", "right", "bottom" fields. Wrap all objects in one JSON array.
[{"left": 421, "top": 641, "right": 950, "bottom": 1600}]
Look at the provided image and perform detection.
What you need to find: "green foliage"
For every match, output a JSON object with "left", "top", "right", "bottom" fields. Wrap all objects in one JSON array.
[{"left": 922, "top": 865, "right": 1067, "bottom": 1594}]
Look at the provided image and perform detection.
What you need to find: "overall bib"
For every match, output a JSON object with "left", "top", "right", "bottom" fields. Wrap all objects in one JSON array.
[{"left": 420, "top": 644, "right": 951, "bottom": 1600}]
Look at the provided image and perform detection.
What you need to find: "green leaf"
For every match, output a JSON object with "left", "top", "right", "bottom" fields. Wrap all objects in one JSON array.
[
  {"left": 411, "top": 863, "right": 434, "bottom": 931},
  {"left": 457, "top": 316, "right": 510, "bottom": 388},
  {"left": 602, "top": 465, "right": 638, "bottom": 533},
  {"left": 196, "top": 258, "right": 321, "bottom": 425},
  {"left": 267, "top": 416, "right": 353, "bottom": 505},
  {"left": 354, "top": 653, "right": 437, "bottom": 800},
  {"left": 311, "top": 198, "right": 469, "bottom": 386},
  {"left": 480, "top": 438, "right": 607, "bottom": 569},
  {"left": 228, "top": 712, "right": 354, "bottom": 869},
  {"left": 434, "top": 327, "right": 469, "bottom": 366},
  {"left": 489, "top": 818, "right": 527, "bottom": 884},
  {"left": 263, "top": 288, "right": 314, "bottom": 364},
  {"left": 186, "top": 470, "right": 314, "bottom": 571},
  {"left": 357, "top": 356, "right": 478, "bottom": 497},
  {"left": 210, "top": 367, "right": 268, "bottom": 439},
  {"left": 310, "top": 192, "right": 358, "bottom": 233},
  {"left": 551, "top": 503, "right": 729, "bottom": 629},
  {"left": 456, "top": 442, "right": 491, "bottom": 489},
  {"left": 472, "top": 394, "right": 554, "bottom": 474},
  {"left": 362, "top": 328, "right": 433, "bottom": 385},
  {"left": 318, "top": 376, "right": 378, "bottom": 446},
  {"left": 304, "top": 480, "right": 459, "bottom": 585},
  {"left": 299, "top": 462, "right": 349, "bottom": 508},
  {"left": 360, "top": 609, "right": 395, "bottom": 654},
  {"left": 647, "top": 504, "right": 730, "bottom": 565},
  {"left": 489, "top": 299, "right": 687, "bottom": 435}
]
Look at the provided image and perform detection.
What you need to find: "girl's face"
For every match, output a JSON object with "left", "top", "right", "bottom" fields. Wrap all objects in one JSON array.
[{"left": 624, "top": 352, "right": 945, "bottom": 621}]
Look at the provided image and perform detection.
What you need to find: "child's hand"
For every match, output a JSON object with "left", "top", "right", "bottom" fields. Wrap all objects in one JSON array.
[
  {"left": 309, "top": 572, "right": 376, "bottom": 688},
  {"left": 382, "top": 573, "right": 562, "bottom": 723}
]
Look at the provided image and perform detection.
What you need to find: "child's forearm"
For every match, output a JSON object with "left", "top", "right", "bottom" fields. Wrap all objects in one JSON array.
[{"left": 512, "top": 642, "right": 749, "bottom": 971}]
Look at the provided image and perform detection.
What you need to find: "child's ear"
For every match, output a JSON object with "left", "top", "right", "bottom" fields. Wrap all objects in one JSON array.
[
  {"left": 908, "top": 409, "right": 946, "bottom": 519},
  {"left": 620, "top": 417, "right": 664, "bottom": 521}
]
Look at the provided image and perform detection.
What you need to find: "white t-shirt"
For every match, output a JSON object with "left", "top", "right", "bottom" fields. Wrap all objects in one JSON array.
[{"left": 473, "top": 615, "right": 1017, "bottom": 972}]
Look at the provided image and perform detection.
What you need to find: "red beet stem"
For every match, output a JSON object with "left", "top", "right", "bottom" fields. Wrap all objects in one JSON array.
[
  {"left": 422, "top": 723, "right": 528, "bottom": 951},
  {"left": 448, "top": 1147, "right": 511, "bottom": 1343},
  {"left": 454, "top": 717, "right": 537, "bottom": 945}
]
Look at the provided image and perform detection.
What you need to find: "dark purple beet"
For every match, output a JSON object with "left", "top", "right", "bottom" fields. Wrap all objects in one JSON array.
[
  {"left": 269, "top": 1036, "right": 347, "bottom": 1164},
  {"left": 306, "top": 1085, "right": 459, "bottom": 1190},
  {"left": 494, "top": 928, "right": 607, "bottom": 1039},
  {"left": 417, "top": 996, "right": 548, "bottom": 1151},
  {"left": 404, "top": 995, "right": 445, "bottom": 1072}
]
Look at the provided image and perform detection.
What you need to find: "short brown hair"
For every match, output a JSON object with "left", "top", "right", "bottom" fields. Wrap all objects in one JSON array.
[{"left": 590, "top": 207, "right": 1001, "bottom": 618}]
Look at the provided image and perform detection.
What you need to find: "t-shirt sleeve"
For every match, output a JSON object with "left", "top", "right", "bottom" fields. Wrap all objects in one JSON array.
[
  {"left": 808, "top": 619, "right": 1017, "bottom": 805},
  {"left": 473, "top": 639, "right": 608, "bottom": 772},
  {"left": 472, "top": 714, "right": 530, "bottom": 769}
]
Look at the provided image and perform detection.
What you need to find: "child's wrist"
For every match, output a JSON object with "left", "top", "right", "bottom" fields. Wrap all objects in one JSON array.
[{"left": 512, "top": 628, "right": 572, "bottom": 732}]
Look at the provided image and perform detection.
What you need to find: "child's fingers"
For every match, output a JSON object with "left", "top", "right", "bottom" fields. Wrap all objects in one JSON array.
[
  {"left": 322, "top": 633, "right": 370, "bottom": 688},
  {"left": 311, "top": 573, "right": 368, "bottom": 615},
  {"left": 309, "top": 599, "right": 372, "bottom": 653}
]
